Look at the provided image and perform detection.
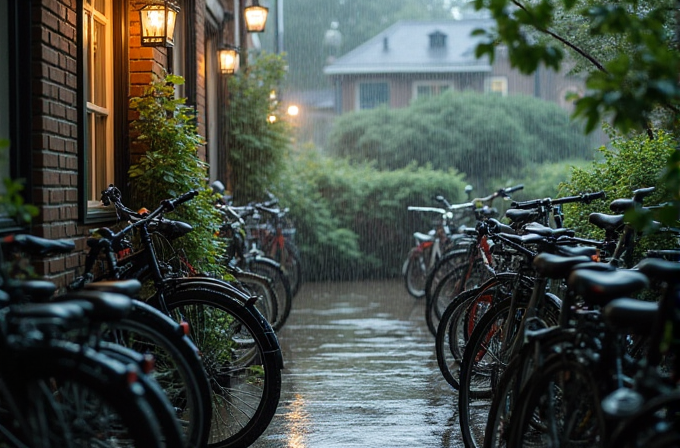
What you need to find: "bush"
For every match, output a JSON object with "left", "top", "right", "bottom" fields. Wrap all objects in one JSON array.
[
  {"left": 559, "top": 128, "right": 677, "bottom": 262},
  {"left": 128, "top": 74, "right": 226, "bottom": 276},
  {"left": 272, "top": 147, "right": 469, "bottom": 281},
  {"left": 226, "top": 52, "right": 291, "bottom": 203},
  {"left": 326, "top": 91, "right": 596, "bottom": 191}
]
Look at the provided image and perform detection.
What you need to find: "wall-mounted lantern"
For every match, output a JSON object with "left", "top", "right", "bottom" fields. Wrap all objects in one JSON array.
[
  {"left": 218, "top": 46, "right": 240, "bottom": 75},
  {"left": 139, "top": 0, "right": 180, "bottom": 47},
  {"left": 244, "top": 0, "right": 269, "bottom": 33}
]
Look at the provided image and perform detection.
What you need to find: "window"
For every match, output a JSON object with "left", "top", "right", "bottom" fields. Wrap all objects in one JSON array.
[
  {"left": 84, "top": 0, "right": 114, "bottom": 208},
  {"left": 413, "top": 82, "right": 451, "bottom": 100},
  {"left": 358, "top": 82, "right": 389, "bottom": 110},
  {"left": 485, "top": 76, "right": 508, "bottom": 97}
]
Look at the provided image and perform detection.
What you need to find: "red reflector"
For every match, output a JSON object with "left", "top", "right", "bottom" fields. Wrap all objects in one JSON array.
[
  {"left": 142, "top": 354, "right": 156, "bottom": 374},
  {"left": 180, "top": 321, "right": 190, "bottom": 336},
  {"left": 126, "top": 368, "right": 138, "bottom": 385}
]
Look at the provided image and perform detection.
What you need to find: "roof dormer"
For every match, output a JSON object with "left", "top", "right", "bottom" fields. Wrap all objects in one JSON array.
[{"left": 429, "top": 31, "right": 447, "bottom": 49}]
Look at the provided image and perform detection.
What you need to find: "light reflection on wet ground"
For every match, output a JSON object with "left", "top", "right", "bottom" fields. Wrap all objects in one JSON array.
[{"left": 251, "top": 280, "right": 463, "bottom": 448}]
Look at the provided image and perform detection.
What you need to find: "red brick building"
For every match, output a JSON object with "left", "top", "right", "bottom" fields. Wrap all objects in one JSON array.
[{"left": 1, "top": 0, "right": 249, "bottom": 286}]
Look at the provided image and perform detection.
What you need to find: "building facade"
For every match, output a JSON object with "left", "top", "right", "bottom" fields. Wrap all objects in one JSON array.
[
  {"left": 323, "top": 19, "right": 585, "bottom": 115},
  {"left": 1, "top": 0, "right": 247, "bottom": 286}
]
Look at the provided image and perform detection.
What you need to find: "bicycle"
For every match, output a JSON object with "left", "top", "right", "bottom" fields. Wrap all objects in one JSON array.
[
  {"left": 0, "top": 235, "right": 180, "bottom": 447},
  {"left": 74, "top": 185, "right": 284, "bottom": 448}
]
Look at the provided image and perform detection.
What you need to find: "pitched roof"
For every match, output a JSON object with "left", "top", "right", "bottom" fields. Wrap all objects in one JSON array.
[{"left": 323, "top": 19, "right": 495, "bottom": 76}]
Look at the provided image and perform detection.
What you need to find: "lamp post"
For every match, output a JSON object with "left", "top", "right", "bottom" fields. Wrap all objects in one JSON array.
[{"left": 139, "top": 0, "right": 180, "bottom": 47}]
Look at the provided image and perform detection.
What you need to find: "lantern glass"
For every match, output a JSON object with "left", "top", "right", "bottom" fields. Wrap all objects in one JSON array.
[
  {"left": 218, "top": 48, "right": 239, "bottom": 74},
  {"left": 140, "top": 1, "right": 179, "bottom": 47},
  {"left": 244, "top": 5, "right": 268, "bottom": 33}
]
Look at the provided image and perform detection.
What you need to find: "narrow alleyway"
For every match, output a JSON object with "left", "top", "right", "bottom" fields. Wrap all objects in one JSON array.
[{"left": 251, "top": 280, "right": 463, "bottom": 448}]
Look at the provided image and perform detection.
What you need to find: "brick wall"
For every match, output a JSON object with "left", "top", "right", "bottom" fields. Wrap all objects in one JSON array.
[
  {"left": 30, "top": 0, "right": 81, "bottom": 285},
  {"left": 25, "top": 0, "right": 224, "bottom": 288}
]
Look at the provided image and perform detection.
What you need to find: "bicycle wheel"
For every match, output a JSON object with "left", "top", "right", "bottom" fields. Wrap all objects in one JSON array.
[
  {"left": 98, "top": 342, "right": 184, "bottom": 448},
  {"left": 159, "top": 284, "right": 283, "bottom": 448},
  {"left": 1, "top": 341, "right": 165, "bottom": 448},
  {"left": 483, "top": 327, "right": 578, "bottom": 448},
  {"left": 458, "top": 294, "right": 560, "bottom": 448},
  {"left": 424, "top": 246, "right": 471, "bottom": 304},
  {"left": 435, "top": 274, "right": 521, "bottom": 389},
  {"left": 263, "top": 238, "right": 302, "bottom": 298},
  {"left": 247, "top": 256, "right": 292, "bottom": 330},
  {"left": 99, "top": 299, "right": 212, "bottom": 448},
  {"left": 404, "top": 248, "right": 429, "bottom": 298},
  {"left": 231, "top": 269, "right": 279, "bottom": 331},
  {"left": 507, "top": 352, "right": 606, "bottom": 448},
  {"left": 426, "top": 259, "right": 489, "bottom": 337}
]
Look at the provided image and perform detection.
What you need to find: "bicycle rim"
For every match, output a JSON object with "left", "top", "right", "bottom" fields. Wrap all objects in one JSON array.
[{"left": 162, "top": 286, "right": 282, "bottom": 448}]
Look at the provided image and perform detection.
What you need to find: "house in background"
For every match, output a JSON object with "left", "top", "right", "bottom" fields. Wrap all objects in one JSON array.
[{"left": 323, "top": 19, "right": 585, "bottom": 115}]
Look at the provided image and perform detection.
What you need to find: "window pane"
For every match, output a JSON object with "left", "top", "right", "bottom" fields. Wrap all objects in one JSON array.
[
  {"left": 360, "top": 83, "right": 389, "bottom": 110},
  {"left": 417, "top": 86, "right": 432, "bottom": 97},
  {"left": 94, "top": 0, "right": 105, "bottom": 14},
  {"left": 88, "top": 113, "right": 109, "bottom": 201},
  {"left": 93, "top": 19, "right": 106, "bottom": 106},
  {"left": 85, "top": 12, "right": 92, "bottom": 103}
]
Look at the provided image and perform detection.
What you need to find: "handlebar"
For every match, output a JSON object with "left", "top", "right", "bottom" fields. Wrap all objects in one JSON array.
[
  {"left": 433, "top": 184, "right": 524, "bottom": 212},
  {"left": 511, "top": 191, "right": 605, "bottom": 210}
]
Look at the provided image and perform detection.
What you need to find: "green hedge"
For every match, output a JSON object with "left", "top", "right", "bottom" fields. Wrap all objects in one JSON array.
[{"left": 272, "top": 147, "right": 469, "bottom": 281}]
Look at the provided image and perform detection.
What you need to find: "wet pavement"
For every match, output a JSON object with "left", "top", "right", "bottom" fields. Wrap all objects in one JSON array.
[{"left": 251, "top": 280, "right": 464, "bottom": 448}]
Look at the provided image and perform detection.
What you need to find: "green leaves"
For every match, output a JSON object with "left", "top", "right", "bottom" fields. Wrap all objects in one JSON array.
[
  {"left": 226, "top": 52, "right": 291, "bottom": 203},
  {"left": 474, "top": 0, "right": 679, "bottom": 134},
  {"left": 128, "top": 73, "right": 226, "bottom": 276}
]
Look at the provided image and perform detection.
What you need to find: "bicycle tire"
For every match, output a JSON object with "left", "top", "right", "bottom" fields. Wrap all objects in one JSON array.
[
  {"left": 158, "top": 283, "right": 283, "bottom": 448},
  {"left": 231, "top": 269, "right": 280, "bottom": 330},
  {"left": 424, "top": 246, "right": 471, "bottom": 303},
  {"left": 1, "top": 340, "right": 165, "bottom": 448},
  {"left": 435, "top": 273, "right": 523, "bottom": 389},
  {"left": 263, "top": 238, "right": 302, "bottom": 298},
  {"left": 404, "top": 249, "right": 429, "bottom": 298},
  {"left": 483, "top": 327, "right": 579, "bottom": 448},
  {"left": 99, "top": 299, "right": 212, "bottom": 448},
  {"left": 247, "top": 256, "right": 292, "bottom": 330},
  {"left": 506, "top": 351, "right": 606, "bottom": 448},
  {"left": 98, "top": 341, "right": 185, "bottom": 448},
  {"left": 458, "top": 294, "right": 561, "bottom": 448},
  {"left": 426, "top": 259, "right": 489, "bottom": 337}
]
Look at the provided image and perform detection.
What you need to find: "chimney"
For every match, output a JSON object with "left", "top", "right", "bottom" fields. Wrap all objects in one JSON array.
[{"left": 383, "top": 37, "right": 389, "bottom": 52}]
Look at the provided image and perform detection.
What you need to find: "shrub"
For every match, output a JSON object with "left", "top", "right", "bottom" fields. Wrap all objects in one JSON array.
[
  {"left": 128, "top": 74, "right": 226, "bottom": 276},
  {"left": 559, "top": 128, "right": 677, "bottom": 262},
  {"left": 273, "top": 147, "right": 469, "bottom": 280}
]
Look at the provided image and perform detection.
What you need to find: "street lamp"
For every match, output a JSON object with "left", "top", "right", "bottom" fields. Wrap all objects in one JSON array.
[
  {"left": 218, "top": 46, "right": 240, "bottom": 75},
  {"left": 244, "top": 0, "right": 269, "bottom": 33},
  {"left": 139, "top": 0, "right": 180, "bottom": 47}
]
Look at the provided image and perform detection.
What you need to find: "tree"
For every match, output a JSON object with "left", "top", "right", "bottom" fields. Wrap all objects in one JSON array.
[
  {"left": 472, "top": 0, "right": 680, "bottom": 225},
  {"left": 473, "top": 0, "right": 679, "bottom": 133}
]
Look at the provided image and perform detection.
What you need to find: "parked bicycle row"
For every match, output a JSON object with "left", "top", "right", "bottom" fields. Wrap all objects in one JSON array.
[
  {"left": 405, "top": 184, "right": 680, "bottom": 447},
  {"left": 0, "top": 184, "right": 302, "bottom": 447}
]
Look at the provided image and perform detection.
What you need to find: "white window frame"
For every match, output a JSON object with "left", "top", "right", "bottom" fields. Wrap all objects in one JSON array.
[
  {"left": 412, "top": 81, "right": 453, "bottom": 101},
  {"left": 84, "top": 0, "right": 114, "bottom": 209},
  {"left": 355, "top": 80, "right": 390, "bottom": 111},
  {"left": 485, "top": 76, "right": 508, "bottom": 97}
]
